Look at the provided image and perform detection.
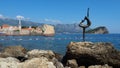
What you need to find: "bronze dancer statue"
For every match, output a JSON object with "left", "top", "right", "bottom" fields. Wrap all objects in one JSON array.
[{"left": 79, "top": 8, "right": 91, "bottom": 41}]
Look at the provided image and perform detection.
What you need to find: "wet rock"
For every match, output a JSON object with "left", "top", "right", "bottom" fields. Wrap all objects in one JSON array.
[{"left": 62, "top": 42, "right": 120, "bottom": 68}]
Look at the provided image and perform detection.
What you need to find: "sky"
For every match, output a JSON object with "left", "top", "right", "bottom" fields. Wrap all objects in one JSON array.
[{"left": 0, "top": 0, "right": 120, "bottom": 33}]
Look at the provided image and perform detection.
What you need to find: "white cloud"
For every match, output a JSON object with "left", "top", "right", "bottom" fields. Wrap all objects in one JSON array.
[
  {"left": 42, "top": 18, "right": 62, "bottom": 24},
  {"left": 16, "top": 15, "right": 24, "bottom": 19},
  {"left": 0, "top": 14, "right": 4, "bottom": 18},
  {"left": 24, "top": 18, "right": 30, "bottom": 21}
]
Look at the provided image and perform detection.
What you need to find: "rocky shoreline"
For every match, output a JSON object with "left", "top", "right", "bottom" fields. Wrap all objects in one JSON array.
[{"left": 0, "top": 42, "right": 120, "bottom": 68}]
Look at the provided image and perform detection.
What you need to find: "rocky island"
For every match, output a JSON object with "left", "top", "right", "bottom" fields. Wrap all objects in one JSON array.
[
  {"left": 0, "top": 42, "right": 120, "bottom": 68},
  {"left": 86, "top": 26, "right": 109, "bottom": 34}
]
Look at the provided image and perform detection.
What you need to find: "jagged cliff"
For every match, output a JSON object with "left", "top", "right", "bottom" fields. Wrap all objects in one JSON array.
[
  {"left": 42, "top": 24, "right": 55, "bottom": 36},
  {"left": 86, "top": 26, "right": 109, "bottom": 34}
]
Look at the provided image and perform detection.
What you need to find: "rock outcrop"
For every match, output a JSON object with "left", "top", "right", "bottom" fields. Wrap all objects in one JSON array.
[
  {"left": 0, "top": 46, "right": 64, "bottom": 68},
  {"left": 86, "top": 26, "right": 109, "bottom": 34},
  {"left": 62, "top": 42, "right": 120, "bottom": 68},
  {"left": 42, "top": 24, "right": 55, "bottom": 36}
]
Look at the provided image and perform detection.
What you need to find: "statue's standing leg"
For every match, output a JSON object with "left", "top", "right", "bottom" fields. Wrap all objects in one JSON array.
[{"left": 83, "top": 27, "right": 86, "bottom": 42}]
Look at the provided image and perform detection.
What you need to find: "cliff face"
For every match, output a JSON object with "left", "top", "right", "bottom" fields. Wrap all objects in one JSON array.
[
  {"left": 42, "top": 24, "right": 55, "bottom": 36},
  {"left": 86, "top": 26, "right": 109, "bottom": 34}
]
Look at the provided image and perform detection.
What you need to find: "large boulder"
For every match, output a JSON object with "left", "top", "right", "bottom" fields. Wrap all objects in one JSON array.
[
  {"left": 21, "top": 57, "right": 56, "bottom": 68},
  {"left": 0, "top": 57, "right": 20, "bottom": 68},
  {"left": 62, "top": 42, "right": 120, "bottom": 68},
  {"left": 0, "top": 57, "right": 56, "bottom": 68},
  {"left": 1, "top": 46, "right": 27, "bottom": 57},
  {"left": 27, "top": 49, "right": 64, "bottom": 68},
  {"left": 0, "top": 46, "right": 27, "bottom": 61},
  {"left": 27, "top": 49, "right": 55, "bottom": 60},
  {"left": 0, "top": 57, "right": 20, "bottom": 63}
]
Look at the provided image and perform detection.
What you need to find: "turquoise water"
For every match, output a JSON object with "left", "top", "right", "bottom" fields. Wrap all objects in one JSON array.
[{"left": 0, "top": 34, "right": 120, "bottom": 55}]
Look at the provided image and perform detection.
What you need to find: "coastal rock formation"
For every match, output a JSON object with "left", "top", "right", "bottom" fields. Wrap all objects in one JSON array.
[
  {"left": 86, "top": 26, "right": 109, "bottom": 34},
  {"left": 0, "top": 46, "right": 64, "bottom": 68},
  {"left": 1, "top": 44, "right": 120, "bottom": 68},
  {"left": 42, "top": 24, "right": 55, "bottom": 36},
  {"left": 62, "top": 42, "right": 120, "bottom": 68}
]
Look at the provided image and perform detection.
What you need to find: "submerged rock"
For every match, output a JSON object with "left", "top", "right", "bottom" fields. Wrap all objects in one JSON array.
[{"left": 62, "top": 42, "right": 120, "bottom": 68}]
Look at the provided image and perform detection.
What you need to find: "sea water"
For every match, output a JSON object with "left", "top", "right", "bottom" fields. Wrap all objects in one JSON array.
[{"left": 0, "top": 34, "right": 120, "bottom": 55}]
